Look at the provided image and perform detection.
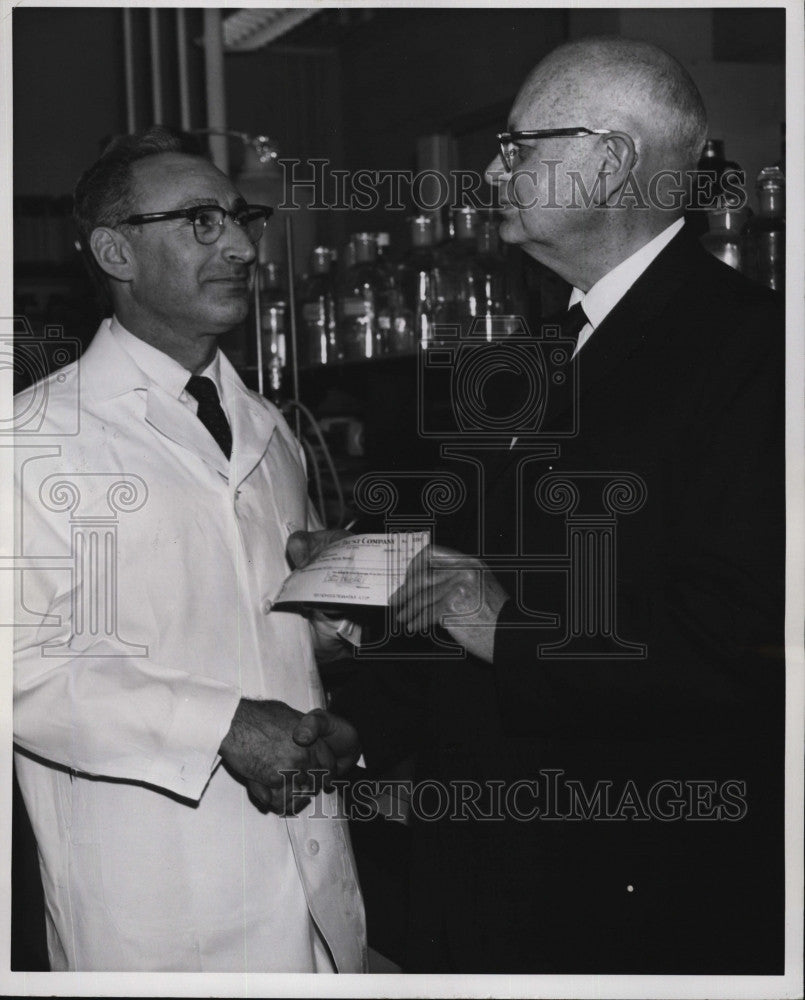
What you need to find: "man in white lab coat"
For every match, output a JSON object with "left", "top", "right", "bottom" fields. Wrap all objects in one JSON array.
[{"left": 13, "top": 127, "right": 367, "bottom": 972}]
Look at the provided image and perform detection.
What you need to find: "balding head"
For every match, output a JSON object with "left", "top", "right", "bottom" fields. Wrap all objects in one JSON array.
[
  {"left": 491, "top": 36, "right": 708, "bottom": 286},
  {"left": 514, "top": 36, "right": 707, "bottom": 173}
]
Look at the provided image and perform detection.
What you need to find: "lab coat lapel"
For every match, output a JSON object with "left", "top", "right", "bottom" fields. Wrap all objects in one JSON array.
[
  {"left": 219, "top": 354, "right": 280, "bottom": 491},
  {"left": 229, "top": 388, "right": 279, "bottom": 490},
  {"left": 81, "top": 320, "right": 231, "bottom": 476},
  {"left": 82, "top": 319, "right": 280, "bottom": 484},
  {"left": 145, "top": 384, "right": 231, "bottom": 477}
]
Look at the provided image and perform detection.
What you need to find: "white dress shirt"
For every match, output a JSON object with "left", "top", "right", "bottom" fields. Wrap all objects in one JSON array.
[{"left": 569, "top": 217, "right": 685, "bottom": 355}]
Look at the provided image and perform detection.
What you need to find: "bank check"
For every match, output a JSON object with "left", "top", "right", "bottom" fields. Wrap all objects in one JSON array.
[{"left": 273, "top": 531, "right": 430, "bottom": 606}]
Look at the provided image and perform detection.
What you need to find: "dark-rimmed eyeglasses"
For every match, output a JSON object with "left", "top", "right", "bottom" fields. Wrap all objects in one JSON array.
[
  {"left": 496, "top": 128, "right": 611, "bottom": 172},
  {"left": 118, "top": 204, "right": 273, "bottom": 245}
]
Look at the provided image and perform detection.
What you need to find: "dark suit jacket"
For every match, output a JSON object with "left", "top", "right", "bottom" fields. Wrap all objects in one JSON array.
[{"left": 335, "top": 229, "right": 785, "bottom": 974}]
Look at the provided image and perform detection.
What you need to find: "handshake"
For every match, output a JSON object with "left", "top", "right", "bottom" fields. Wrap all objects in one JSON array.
[
  {"left": 218, "top": 529, "right": 362, "bottom": 816},
  {"left": 219, "top": 699, "right": 359, "bottom": 816},
  {"left": 218, "top": 522, "right": 510, "bottom": 816}
]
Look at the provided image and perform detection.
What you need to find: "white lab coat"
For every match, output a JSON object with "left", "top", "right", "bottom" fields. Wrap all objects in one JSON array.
[{"left": 13, "top": 320, "right": 367, "bottom": 972}]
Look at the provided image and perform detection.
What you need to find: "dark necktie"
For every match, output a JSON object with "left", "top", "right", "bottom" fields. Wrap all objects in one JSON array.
[
  {"left": 556, "top": 301, "right": 589, "bottom": 348},
  {"left": 185, "top": 375, "right": 232, "bottom": 459}
]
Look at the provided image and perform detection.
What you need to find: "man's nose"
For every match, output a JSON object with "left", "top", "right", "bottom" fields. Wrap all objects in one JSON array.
[
  {"left": 219, "top": 216, "right": 258, "bottom": 264},
  {"left": 485, "top": 154, "right": 507, "bottom": 187}
]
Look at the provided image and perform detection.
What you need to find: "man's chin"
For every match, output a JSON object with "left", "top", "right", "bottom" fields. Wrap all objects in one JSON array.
[
  {"left": 208, "top": 288, "right": 250, "bottom": 320},
  {"left": 204, "top": 302, "right": 250, "bottom": 336},
  {"left": 497, "top": 213, "right": 526, "bottom": 247}
]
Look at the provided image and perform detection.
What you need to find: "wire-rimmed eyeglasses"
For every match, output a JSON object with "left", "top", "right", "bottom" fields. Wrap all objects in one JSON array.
[
  {"left": 496, "top": 128, "right": 611, "bottom": 172},
  {"left": 118, "top": 204, "right": 273, "bottom": 245}
]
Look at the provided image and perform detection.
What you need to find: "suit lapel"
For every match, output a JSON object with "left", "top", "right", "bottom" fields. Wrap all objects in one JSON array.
[
  {"left": 572, "top": 228, "right": 695, "bottom": 405},
  {"left": 487, "top": 229, "right": 700, "bottom": 488}
]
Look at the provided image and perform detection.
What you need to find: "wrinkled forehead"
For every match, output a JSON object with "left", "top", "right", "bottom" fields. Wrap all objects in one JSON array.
[{"left": 129, "top": 153, "right": 243, "bottom": 214}]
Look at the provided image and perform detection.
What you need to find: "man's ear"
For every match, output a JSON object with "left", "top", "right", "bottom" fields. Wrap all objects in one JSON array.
[
  {"left": 592, "top": 131, "right": 638, "bottom": 206},
  {"left": 89, "top": 227, "right": 136, "bottom": 282}
]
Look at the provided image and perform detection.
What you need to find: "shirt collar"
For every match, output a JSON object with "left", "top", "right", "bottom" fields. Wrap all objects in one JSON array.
[
  {"left": 568, "top": 217, "right": 685, "bottom": 328},
  {"left": 109, "top": 316, "right": 224, "bottom": 401}
]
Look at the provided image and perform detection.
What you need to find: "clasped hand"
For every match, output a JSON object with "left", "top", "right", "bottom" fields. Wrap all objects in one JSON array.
[{"left": 219, "top": 699, "right": 360, "bottom": 815}]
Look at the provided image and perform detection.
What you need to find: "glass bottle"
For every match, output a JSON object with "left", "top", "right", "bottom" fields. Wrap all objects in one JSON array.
[
  {"left": 741, "top": 166, "right": 785, "bottom": 292},
  {"left": 471, "top": 215, "right": 513, "bottom": 338},
  {"left": 437, "top": 206, "right": 479, "bottom": 329},
  {"left": 375, "top": 232, "right": 394, "bottom": 274},
  {"left": 300, "top": 247, "right": 339, "bottom": 365},
  {"left": 703, "top": 140, "right": 742, "bottom": 199},
  {"left": 700, "top": 203, "right": 749, "bottom": 273},
  {"left": 259, "top": 261, "right": 287, "bottom": 403},
  {"left": 341, "top": 237, "right": 356, "bottom": 272},
  {"left": 396, "top": 214, "right": 442, "bottom": 352},
  {"left": 687, "top": 139, "right": 743, "bottom": 236},
  {"left": 374, "top": 232, "right": 398, "bottom": 349},
  {"left": 337, "top": 232, "right": 389, "bottom": 360}
]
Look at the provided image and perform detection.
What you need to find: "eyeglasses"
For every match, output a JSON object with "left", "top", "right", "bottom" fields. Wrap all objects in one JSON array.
[
  {"left": 118, "top": 204, "right": 273, "bottom": 245},
  {"left": 496, "top": 128, "right": 611, "bottom": 172}
]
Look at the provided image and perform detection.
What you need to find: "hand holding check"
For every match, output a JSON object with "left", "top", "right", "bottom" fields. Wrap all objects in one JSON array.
[{"left": 390, "top": 544, "right": 509, "bottom": 664}]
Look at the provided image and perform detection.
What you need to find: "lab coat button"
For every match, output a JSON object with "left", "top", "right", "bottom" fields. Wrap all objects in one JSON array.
[
  {"left": 308, "top": 839, "right": 320, "bottom": 855},
  {"left": 262, "top": 599, "right": 273, "bottom": 614}
]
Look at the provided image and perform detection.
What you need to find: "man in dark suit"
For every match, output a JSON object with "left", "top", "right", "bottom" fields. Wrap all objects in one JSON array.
[{"left": 292, "top": 36, "right": 785, "bottom": 973}]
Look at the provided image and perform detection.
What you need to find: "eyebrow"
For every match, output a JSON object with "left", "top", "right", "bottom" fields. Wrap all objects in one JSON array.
[
  {"left": 171, "top": 197, "right": 249, "bottom": 211},
  {"left": 171, "top": 197, "right": 219, "bottom": 210}
]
